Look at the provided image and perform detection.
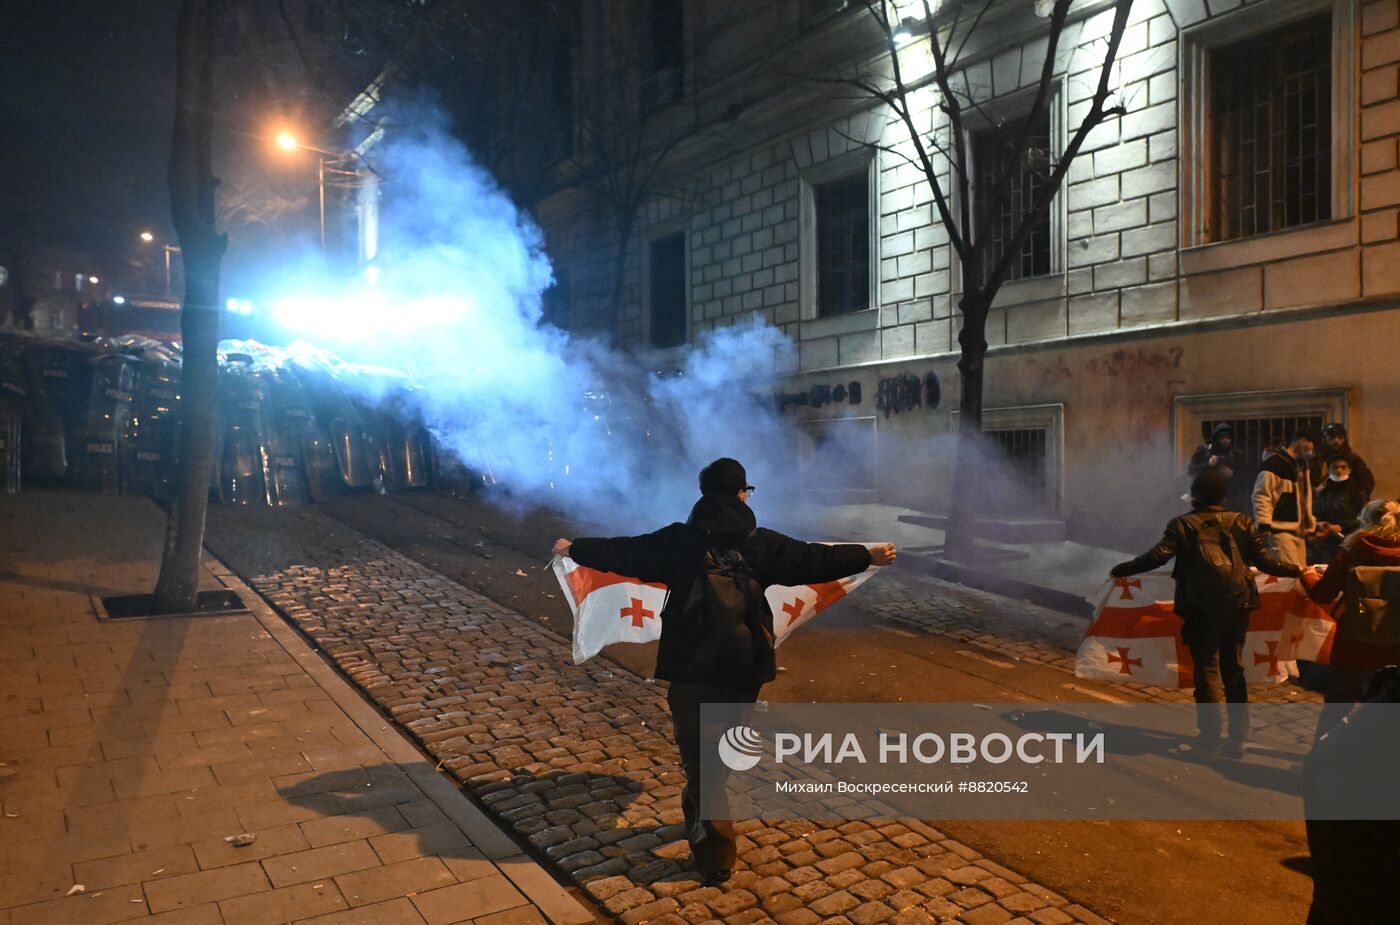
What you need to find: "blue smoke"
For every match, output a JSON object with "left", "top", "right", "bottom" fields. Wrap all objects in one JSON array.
[{"left": 256, "top": 104, "right": 808, "bottom": 531}]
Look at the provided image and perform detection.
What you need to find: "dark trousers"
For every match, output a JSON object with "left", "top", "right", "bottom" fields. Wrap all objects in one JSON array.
[
  {"left": 1185, "top": 612, "right": 1250, "bottom": 744},
  {"left": 666, "top": 681, "right": 762, "bottom": 876},
  {"left": 1315, "top": 668, "right": 1370, "bottom": 741}
]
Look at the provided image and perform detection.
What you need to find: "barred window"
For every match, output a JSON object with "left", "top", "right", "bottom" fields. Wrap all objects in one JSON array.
[
  {"left": 649, "top": 233, "right": 687, "bottom": 348},
  {"left": 815, "top": 172, "right": 870, "bottom": 317},
  {"left": 641, "top": 0, "right": 684, "bottom": 111},
  {"left": 1209, "top": 15, "right": 1332, "bottom": 241},
  {"left": 973, "top": 111, "right": 1052, "bottom": 286},
  {"left": 986, "top": 427, "right": 1049, "bottom": 513}
]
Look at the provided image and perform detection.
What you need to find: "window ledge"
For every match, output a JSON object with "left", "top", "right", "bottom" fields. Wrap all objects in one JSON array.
[
  {"left": 1181, "top": 219, "right": 1357, "bottom": 276},
  {"left": 801, "top": 307, "right": 879, "bottom": 338},
  {"left": 988, "top": 275, "right": 1066, "bottom": 310}
]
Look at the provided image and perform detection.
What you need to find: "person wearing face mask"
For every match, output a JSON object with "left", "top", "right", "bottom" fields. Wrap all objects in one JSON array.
[
  {"left": 1316, "top": 422, "right": 1376, "bottom": 502},
  {"left": 1253, "top": 427, "right": 1323, "bottom": 569},
  {"left": 1312, "top": 457, "right": 1368, "bottom": 563}
]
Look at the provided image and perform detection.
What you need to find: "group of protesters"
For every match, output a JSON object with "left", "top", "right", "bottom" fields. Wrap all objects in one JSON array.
[
  {"left": 1115, "top": 420, "right": 1400, "bottom": 742},
  {"left": 551, "top": 450, "right": 1396, "bottom": 918},
  {"left": 1111, "top": 425, "right": 1400, "bottom": 922},
  {"left": 1185, "top": 421, "right": 1379, "bottom": 567}
]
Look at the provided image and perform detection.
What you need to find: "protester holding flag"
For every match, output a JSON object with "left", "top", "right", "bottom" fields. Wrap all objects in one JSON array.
[
  {"left": 1302, "top": 498, "right": 1400, "bottom": 736},
  {"left": 1110, "top": 469, "right": 1302, "bottom": 759},
  {"left": 550, "top": 457, "right": 893, "bottom": 885}
]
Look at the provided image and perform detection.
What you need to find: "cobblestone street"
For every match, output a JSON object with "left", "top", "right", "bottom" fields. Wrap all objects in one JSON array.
[{"left": 207, "top": 506, "right": 1122, "bottom": 925}]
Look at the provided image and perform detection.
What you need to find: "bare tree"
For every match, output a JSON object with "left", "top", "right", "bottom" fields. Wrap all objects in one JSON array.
[
  {"left": 845, "top": 0, "right": 1131, "bottom": 558},
  {"left": 153, "top": 0, "right": 228, "bottom": 612}
]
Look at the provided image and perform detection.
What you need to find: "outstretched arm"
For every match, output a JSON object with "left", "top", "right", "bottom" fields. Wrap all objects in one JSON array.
[
  {"left": 1239, "top": 521, "right": 1302, "bottom": 578},
  {"left": 561, "top": 526, "right": 681, "bottom": 585},
  {"left": 1110, "top": 530, "right": 1179, "bottom": 578},
  {"left": 760, "top": 531, "right": 877, "bottom": 587}
]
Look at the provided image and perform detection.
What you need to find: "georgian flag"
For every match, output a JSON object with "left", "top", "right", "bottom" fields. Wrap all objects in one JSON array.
[
  {"left": 553, "top": 543, "right": 887, "bottom": 664},
  {"left": 1075, "top": 572, "right": 1337, "bottom": 687}
]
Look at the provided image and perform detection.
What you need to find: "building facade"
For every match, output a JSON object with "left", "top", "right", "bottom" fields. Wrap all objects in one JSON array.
[{"left": 537, "top": 0, "right": 1400, "bottom": 549}]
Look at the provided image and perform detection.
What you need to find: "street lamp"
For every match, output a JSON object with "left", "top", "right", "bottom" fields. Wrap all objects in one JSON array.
[
  {"left": 272, "top": 129, "right": 377, "bottom": 257},
  {"left": 138, "top": 232, "right": 181, "bottom": 296}
]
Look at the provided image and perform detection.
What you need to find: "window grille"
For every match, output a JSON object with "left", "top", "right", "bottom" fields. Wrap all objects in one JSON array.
[
  {"left": 1210, "top": 15, "right": 1331, "bottom": 241},
  {"left": 815, "top": 172, "right": 870, "bottom": 317},
  {"left": 986, "top": 427, "right": 1049, "bottom": 513},
  {"left": 1199, "top": 413, "right": 1325, "bottom": 508},
  {"left": 973, "top": 112, "right": 1052, "bottom": 286}
]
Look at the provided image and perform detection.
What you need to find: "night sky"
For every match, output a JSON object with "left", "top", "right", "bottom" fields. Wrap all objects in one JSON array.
[{"left": 1, "top": 1, "right": 181, "bottom": 256}]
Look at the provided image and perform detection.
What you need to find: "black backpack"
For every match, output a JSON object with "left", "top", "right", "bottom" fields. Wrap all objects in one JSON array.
[
  {"left": 1182, "top": 512, "right": 1252, "bottom": 612},
  {"left": 681, "top": 545, "right": 774, "bottom": 683}
]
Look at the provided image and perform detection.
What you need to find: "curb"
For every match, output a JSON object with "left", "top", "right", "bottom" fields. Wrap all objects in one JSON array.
[{"left": 203, "top": 553, "right": 595, "bottom": 925}]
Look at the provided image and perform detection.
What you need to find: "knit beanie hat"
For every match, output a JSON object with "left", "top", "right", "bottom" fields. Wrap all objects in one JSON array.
[
  {"left": 699, "top": 457, "right": 748, "bottom": 497},
  {"left": 1191, "top": 469, "right": 1229, "bottom": 506}
]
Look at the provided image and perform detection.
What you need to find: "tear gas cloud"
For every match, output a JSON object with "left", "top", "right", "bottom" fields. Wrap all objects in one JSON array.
[
  {"left": 263, "top": 105, "right": 812, "bottom": 531},
  {"left": 253, "top": 104, "right": 1099, "bottom": 542}
]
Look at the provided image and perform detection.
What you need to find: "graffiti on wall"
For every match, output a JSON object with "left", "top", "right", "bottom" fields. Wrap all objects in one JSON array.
[
  {"left": 775, "top": 380, "right": 863, "bottom": 412},
  {"left": 875, "top": 372, "right": 941, "bottom": 418}
]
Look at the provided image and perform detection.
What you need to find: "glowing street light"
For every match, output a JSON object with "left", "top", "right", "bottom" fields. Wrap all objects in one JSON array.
[
  {"left": 88, "top": 276, "right": 100, "bottom": 284},
  {"left": 138, "top": 232, "right": 180, "bottom": 295},
  {"left": 272, "top": 129, "right": 365, "bottom": 253}
]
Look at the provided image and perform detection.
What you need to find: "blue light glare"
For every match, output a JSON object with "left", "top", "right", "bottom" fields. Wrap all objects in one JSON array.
[
  {"left": 112, "top": 295, "right": 126, "bottom": 305},
  {"left": 271, "top": 290, "right": 473, "bottom": 341}
]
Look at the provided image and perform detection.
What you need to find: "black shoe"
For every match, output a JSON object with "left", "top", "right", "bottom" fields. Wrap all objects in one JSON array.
[
  {"left": 1220, "top": 740, "right": 1247, "bottom": 760},
  {"left": 1178, "top": 739, "right": 1221, "bottom": 762},
  {"left": 699, "top": 868, "right": 731, "bottom": 887}
]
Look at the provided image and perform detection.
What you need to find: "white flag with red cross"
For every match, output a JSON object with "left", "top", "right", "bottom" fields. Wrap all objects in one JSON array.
[
  {"left": 553, "top": 544, "right": 886, "bottom": 664},
  {"left": 1075, "top": 572, "right": 1337, "bottom": 687}
]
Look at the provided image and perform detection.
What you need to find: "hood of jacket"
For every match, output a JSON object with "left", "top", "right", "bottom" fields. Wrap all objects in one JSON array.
[
  {"left": 687, "top": 494, "right": 757, "bottom": 543},
  {"left": 1209, "top": 423, "right": 1234, "bottom": 447},
  {"left": 1349, "top": 533, "right": 1400, "bottom": 564}
]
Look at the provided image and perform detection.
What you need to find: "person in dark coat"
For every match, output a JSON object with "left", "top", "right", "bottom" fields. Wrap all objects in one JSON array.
[
  {"left": 1311, "top": 457, "right": 1369, "bottom": 564},
  {"left": 551, "top": 457, "right": 894, "bottom": 884},
  {"left": 1316, "top": 422, "right": 1376, "bottom": 501},
  {"left": 1187, "top": 423, "right": 1248, "bottom": 511},
  {"left": 1188, "top": 422, "right": 1238, "bottom": 481},
  {"left": 1302, "top": 665, "right": 1400, "bottom": 924},
  {"left": 1111, "top": 470, "right": 1302, "bottom": 759}
]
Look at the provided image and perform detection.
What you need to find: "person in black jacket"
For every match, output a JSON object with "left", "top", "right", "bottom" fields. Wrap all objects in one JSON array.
[
  {"left": 1187, "top": 423, "right": 1248, "bottom": 512},
  {"left": 1187, "top": 423, "right": 1237, "bottom": 481},
  {"left": 1311, "top": 456, "right": 1369, "bottom": 563},
  {"left": 552, "top": 457, "right": 894, "bottom": 884},
  {"left": 1111, "top": 470, "right": 1302, "bottom": 759},
  {"left": 1317, "top": 422, "right": 1376, "bottom": 502}
]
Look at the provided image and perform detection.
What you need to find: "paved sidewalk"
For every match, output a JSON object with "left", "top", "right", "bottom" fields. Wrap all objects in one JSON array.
[
  {"left": 205, "top": 504, "right": 1119, "bottom": 925},
  {"left": 0, "top": 491, "right": 592, "bottom": 925}
]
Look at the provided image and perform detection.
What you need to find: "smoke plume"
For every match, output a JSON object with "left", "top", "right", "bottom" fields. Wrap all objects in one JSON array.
[{"left": 261, "top": 103, "right": 807, "bottom": 532}]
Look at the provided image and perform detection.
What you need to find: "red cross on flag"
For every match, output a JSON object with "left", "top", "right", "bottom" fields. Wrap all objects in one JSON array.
[
  {"left": 1075, "top": 572, "right": 1337, "bottom": 687},
  {"left": 552, "top": 544, "right": 886, "bottom": 664}
]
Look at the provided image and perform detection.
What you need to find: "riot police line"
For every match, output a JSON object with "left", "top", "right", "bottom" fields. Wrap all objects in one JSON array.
[{"left": 0, "top": 331, "right": 443, "bottom": 504}]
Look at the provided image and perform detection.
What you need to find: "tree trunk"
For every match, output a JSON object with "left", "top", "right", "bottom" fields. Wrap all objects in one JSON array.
[
  {"left": 607, "top": 213, "right": 634, "bottom": 335},
  {"left": 944, "top": 286, "right": 990, "bottom": 561},
  {"left": 153, "top": 0, "right": 227, "bottom": 614}
]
